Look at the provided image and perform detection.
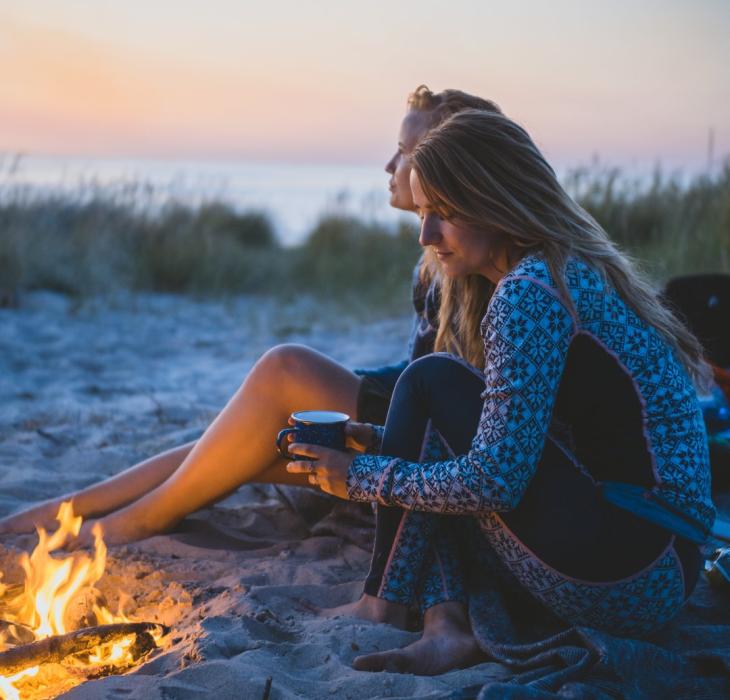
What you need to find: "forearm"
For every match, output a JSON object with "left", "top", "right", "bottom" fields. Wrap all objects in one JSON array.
[{"left": 347, "top": 451, "right": 520, "bottom": 513}]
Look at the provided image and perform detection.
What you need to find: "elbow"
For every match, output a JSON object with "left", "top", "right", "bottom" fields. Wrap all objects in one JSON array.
[{"left": 479, "top": 482, "right": 522, "bottom": 513}]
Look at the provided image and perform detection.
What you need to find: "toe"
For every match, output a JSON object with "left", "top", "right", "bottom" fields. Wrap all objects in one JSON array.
[
  {"left": 352, "top": 651, "right": 385, "bottom": 672},
  {"left": 353, "top": 650, "right": 397, "bottom": 672},
  {"left": 353, "top": 650, "right": 410, "bottom": 673}
]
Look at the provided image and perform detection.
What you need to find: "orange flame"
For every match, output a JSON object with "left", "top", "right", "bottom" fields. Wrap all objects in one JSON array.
[{"left": 0, "top": 502, "right": 147, "bottom": 699}]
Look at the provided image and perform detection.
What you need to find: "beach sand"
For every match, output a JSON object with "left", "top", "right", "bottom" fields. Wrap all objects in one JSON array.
[{"left": 0, "top": 293, "right": 506, "bottom": 699}]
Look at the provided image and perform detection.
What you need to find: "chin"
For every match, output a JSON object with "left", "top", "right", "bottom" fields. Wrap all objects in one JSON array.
[
  {"left": 439, "top": 266, "right": 461, "bottom": 279},
  {"left": 389, "top": 195, "right": 413, "bottom": 212},
  {"left": 439, "top": 263, "right": 470, "bottom": 279}
]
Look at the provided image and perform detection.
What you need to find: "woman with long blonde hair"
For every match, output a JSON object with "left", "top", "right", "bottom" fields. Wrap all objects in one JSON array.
[{"left": 288, "top": 108, "right": 715, "bottom": 674}]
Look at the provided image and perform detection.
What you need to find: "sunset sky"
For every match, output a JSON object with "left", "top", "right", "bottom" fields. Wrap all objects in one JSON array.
[{"left": 1, "top": 0, "right": 728, "bottom": 170}]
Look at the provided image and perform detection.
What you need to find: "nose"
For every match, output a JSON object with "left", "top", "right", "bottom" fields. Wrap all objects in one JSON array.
[
  {"left": 419, "top": 214, "right": 443, "bottom": 248},
  {"left": 384, "top": 152, "right": 397, "bottom": 174}
]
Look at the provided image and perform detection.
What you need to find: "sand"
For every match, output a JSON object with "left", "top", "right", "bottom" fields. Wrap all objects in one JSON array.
[{"left": 0, "top": 293, "right": 506, "bottom": 699}]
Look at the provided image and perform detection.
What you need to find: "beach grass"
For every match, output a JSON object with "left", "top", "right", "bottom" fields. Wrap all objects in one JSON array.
[
  {"left": 1, "top": 160, "right": 728, "bottom": 311},
  {"left": 566, "top": 160, "right": 730, "bottom": 280}
]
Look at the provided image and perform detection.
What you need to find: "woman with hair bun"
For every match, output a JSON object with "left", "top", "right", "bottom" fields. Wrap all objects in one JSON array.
[{"left": 288, "top": 108, "right": 715, "bottom": 674}]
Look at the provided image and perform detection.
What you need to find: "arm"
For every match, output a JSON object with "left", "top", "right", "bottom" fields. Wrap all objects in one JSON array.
[{"left": 346, "top": 276, "right": 576, "bottom": 513}]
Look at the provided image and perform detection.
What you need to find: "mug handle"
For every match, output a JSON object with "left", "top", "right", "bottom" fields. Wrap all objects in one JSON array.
[{"left": 276, "top": 427, "right": 297, "bottom": 459}]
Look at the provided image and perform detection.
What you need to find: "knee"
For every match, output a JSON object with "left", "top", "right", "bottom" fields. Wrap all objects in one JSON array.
[
  {"left": 255, "top": 344, "right": 316, "bottom": 383},
  {"left": 395, "top": 354, "right": 483, "bottom": 402},
  {"left": 397, "top": 354, "right": 463, "bottom": 388}
]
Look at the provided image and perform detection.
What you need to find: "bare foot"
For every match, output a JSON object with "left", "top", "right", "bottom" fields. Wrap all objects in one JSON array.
[
  {"left": 323, "top": 594, "right": 408, "bottom": 629},
  {"left": 65, "top": 512, "right": 157, "bottom": 550},
  {"left": 0, "top": 500, "right": 63, "bottom": 535},
  {"left": 353, "top": 602, "right": 483, "bottom": 675},
  {"left": 63, "top": 520, "right": 99, "bottom": 551}
]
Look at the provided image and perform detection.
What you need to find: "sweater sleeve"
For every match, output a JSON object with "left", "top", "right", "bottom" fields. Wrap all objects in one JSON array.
[{"left": 346, "top": 275, "right": 576, "bottom": 513}]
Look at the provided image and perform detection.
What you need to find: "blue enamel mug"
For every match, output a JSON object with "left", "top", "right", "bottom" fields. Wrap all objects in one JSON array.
[{"left": 276, "top": 410, "right": 350, "bottom": 461}]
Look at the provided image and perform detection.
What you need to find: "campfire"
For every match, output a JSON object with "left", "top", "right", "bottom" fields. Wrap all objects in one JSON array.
[{"left": 0, "top": 503, "right": 168, "bottom": 700}]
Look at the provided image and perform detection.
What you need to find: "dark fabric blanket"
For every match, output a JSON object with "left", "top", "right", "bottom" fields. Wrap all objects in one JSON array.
[
  {"left": 457, "top": 505, "right": 730, "bottom": 699},
  {"left": 460, "top": 571, "right": 730, "bottom": 699}
]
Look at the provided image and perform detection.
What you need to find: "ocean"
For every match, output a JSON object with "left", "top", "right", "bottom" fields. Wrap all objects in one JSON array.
[
  {"left": 0, "top": 154, "right": 411, "bottom": 246},
  {"left": 1, "top": 152, "right": 717, "bottom": 248}
]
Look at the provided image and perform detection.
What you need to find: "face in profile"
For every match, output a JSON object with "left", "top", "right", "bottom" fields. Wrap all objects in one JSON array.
[
  {"left": 385, "top": 110, "right": 432, "bottom": 212},
  {"left": 410, "top": 170, "right": 507, "bottom": 284}
]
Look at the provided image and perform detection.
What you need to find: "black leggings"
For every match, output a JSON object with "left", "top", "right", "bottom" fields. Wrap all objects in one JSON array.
[{"left": 364, "top": 354, "right": 700, "bottom": 597}]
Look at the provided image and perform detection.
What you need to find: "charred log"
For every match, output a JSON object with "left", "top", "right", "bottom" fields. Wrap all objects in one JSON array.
[{"left": 0, "top": 622, "right": 168, "bottom": 675}]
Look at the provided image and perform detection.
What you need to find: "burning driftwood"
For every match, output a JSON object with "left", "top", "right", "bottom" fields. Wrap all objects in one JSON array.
[
  {"left": 0, "top": 622, "right": 168, "bottom": 677},
  {"left": 0, "top": 503, "right": 171, "bottom": 699},
  {"left": 0, "top": 621, "right": 34, "bottom": 645}
]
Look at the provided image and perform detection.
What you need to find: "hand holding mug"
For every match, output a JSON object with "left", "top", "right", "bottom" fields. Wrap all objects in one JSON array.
[
  {"left": 276, "top": 410, "right": 349, "bottom": 460},
  {"left": 286, "top": 442, "right": 353, "bottom": 499},
  {"left": 280, "top": 417, "right": 374, "bottom": 454},
  {"left": 277, "top": 410, "right": 362, "bottom": 499}
]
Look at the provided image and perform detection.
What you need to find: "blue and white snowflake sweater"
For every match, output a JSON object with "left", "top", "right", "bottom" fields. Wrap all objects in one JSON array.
[{"left": 349, "top": 254, "right": 713, "bottom": 530}]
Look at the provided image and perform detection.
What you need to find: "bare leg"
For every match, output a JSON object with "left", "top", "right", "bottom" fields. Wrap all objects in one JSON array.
[
  {"left": 0, "top": 442, "right": 196, "bottom": 534},
  {"left": 73, "top": 344, "right": 362, "bottom": 545},
  {"left": 352, "top": 601, "right": 483, "bottom": 675}
]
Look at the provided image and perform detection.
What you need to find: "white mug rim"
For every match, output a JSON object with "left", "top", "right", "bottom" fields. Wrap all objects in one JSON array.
[{"left": 290, "top": 410, "right": 350, "bottom": 425}]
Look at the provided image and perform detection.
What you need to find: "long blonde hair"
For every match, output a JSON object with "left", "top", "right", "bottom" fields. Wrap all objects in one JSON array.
[
  {"left": 405, "top": 86, "right": 503, "bottom": 288},
  {"left": 411, "top": 109, "right": 710, "bottom": 387}
]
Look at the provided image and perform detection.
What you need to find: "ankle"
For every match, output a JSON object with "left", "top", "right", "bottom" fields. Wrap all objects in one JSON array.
[
  {"left": 100, "top": 509, "right": 155, "bottom": 541},
  {"left": 360, "top": 594, "right": 408, "bottom": 626},
  {"left": 422, "top": 601, "right": 470, "bottom": 635}
]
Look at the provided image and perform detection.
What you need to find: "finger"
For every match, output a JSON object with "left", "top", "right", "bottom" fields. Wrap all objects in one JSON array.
[
  {"left": 346, "top": 430, "right": 370, "bottom": 452},
  {"left": 345, "top": 421, "right": 366, "bottom": 437},
  {"left": 345, "top": 438, "right": 366, "bottom": 453},
  {"left": 287, "top": 460, "right": 317, "bottom": 474},
  {"left": 287, "top": 417, "right": 296, "bottom": 426},
  {"left": 307, "top": 474, "right": 319, "bottom": 486},
  {"left": 288, "top": 443, "right": 323, "bottom": 459}
]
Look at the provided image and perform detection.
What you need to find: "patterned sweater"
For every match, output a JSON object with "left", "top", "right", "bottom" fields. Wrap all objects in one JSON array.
[{"left": 348, "top": 255, "right": 715, "bottom": 535}]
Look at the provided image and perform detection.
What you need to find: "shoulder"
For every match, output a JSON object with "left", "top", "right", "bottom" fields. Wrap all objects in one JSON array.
[
  {"left": 502, "top": 253, "right": 604, "bottom": 294},
  {"left": 482, "top": 255, "right": 575, "bottom": 344},
  {"left": 563, "top": 255, "right": 606, "bottom": 294},
  {"left": 506, "top": 254, "right": 554, "bottom": 284},
  {"left": 488, "top": 254, "right": 568, "bottom": 315}
]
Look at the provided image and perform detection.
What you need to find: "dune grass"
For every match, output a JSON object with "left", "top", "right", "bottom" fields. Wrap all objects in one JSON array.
[
  {"left": 567, "top": 161, "right": 730, "bottom": 280},
  {"left": 0, "top": 161, "right": 728, "bottom": 311}
]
